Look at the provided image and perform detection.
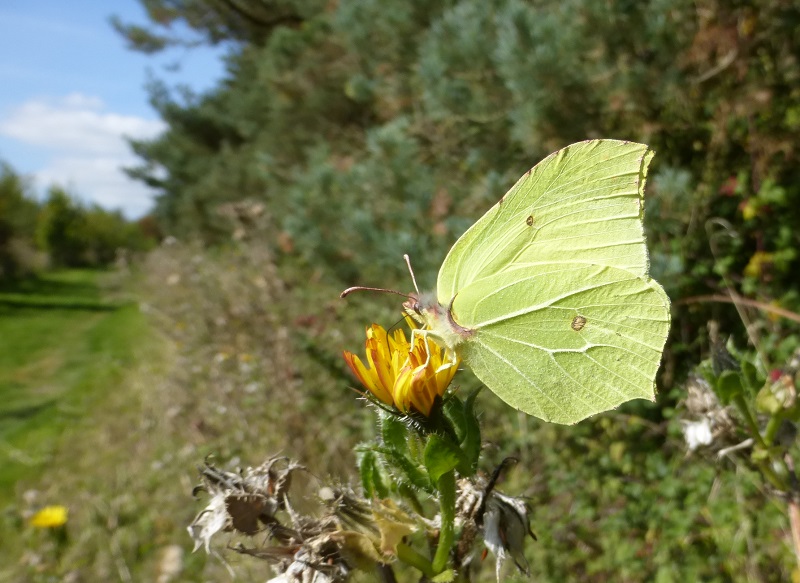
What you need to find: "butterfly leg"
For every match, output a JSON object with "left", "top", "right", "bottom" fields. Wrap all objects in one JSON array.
[
  {"left": 409, "top": 328, "right": 458, "bottom": 374},
  {"left": 408, "top": 327, "right": 433, "bottom": 369}
]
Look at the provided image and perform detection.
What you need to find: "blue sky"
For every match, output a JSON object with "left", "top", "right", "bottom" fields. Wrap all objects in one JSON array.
[{"left": 0, "top": 0, "right": 226, "bottom": 217}]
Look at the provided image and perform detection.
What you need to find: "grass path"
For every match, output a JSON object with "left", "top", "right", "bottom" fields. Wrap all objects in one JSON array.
[
  {"left": 0, "top": 269, "right": 148, "bottom": 505},
  {"left": 0, "top": 268, "right": 232, "bottom": 582}
]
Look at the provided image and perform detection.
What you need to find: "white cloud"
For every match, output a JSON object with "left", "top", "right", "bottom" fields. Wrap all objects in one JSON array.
[
  {"left": 37, "top": 157, "right": 156, "bottom": 218},
  {"left": 0, "top": 93, "right": 165, "bottom": 217}
]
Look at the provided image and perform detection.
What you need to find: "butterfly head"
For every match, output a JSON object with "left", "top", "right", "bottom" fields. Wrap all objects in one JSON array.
[{"left": 403, "top": 291, "right": 439, "bottom": 327}]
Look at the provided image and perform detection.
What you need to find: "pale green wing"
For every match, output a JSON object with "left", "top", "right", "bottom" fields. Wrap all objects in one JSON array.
[
  {"left": 437, "top": 140, "right": 653, "bottom": 304},
  {"left": 451, "top": 262, "right": 670, "bottom": 424}
]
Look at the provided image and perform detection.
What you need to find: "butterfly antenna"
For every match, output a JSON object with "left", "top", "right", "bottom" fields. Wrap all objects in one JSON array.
[
  {"left": 340, "top": 286, "right": 411, "bottom": 299},
  {"left": 404, "top": 254, "right": 420, "bottom": 295}
]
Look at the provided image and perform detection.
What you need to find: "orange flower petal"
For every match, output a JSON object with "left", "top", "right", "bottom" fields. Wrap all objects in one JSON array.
[{"left": 343, "top": 322, "right": 461, "bottom": 416}]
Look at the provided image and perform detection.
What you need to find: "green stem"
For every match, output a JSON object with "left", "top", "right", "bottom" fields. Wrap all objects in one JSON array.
[
  {"left": 396, "top": 542, "right": 435, "bottom": 578},
  {"left": 762, "top": 416, "right": 794, "bottom": 487},
  {"left": 763, "top": 414, "right": 783, "bottom": 446},
  {"left": 732, "top": 395, "right": 790, "bottom": 490},
  {"left": 432, "top": 469, "right": 456, "bottom": 574},
  {"left": 733, "top": 395, "right": 793, "bottom": 489},
  {"left": 733, "top": 395, "right": 767, "bottom": 449},
  {"left": 756, "top": 458, "right": 787, "bottom": 490}
]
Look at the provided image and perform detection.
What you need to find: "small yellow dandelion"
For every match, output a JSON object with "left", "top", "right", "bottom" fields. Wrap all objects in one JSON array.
[{"left": 29, "top": 505, "right": 68, "bottom": 528}]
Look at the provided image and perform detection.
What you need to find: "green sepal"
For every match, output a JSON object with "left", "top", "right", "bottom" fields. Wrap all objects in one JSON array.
[
  {"left": 381, "top": 413, "right": 410, "bottom": 454},
  {"left": 424, "top": 434, "right": 462, "bottom": 484},
  {"left": 443, "top": 396, "right": 467, "bottom": 441},
  {"left": 357, "top": 448, "right": 374, "bottom": 498}
]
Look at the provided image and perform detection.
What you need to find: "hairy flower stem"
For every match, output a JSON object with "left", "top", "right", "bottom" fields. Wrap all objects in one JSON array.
[{"left": 433, "top": 469, "right": 456, "bottom": 574}]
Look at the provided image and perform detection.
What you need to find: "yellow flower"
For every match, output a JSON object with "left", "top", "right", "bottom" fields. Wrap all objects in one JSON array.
[
  {"left": 343, "top": 322, "right": 459, "bottom": 416},
  {"left": 29, "top": 505, "right": 68, "bottom": 528}
]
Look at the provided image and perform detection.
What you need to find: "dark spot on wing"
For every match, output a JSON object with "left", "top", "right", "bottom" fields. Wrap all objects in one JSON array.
[
  {"left": 526, "top": 214, "right": 534, "bottom": 227},
  {"left": 571, "top": 315, "right": 587, "bottom": 332}
]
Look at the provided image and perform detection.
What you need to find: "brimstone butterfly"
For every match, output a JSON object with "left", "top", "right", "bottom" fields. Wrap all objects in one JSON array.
[{"left": 347, "top": 140, "right": 671, "bottom": 425}]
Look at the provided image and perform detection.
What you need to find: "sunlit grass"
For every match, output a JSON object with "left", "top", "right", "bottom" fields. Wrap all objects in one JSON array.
[
  {"left": 0, "top": 270, "right": 164, "bottom": 581},
  {"left": 0, "top": 270, "right": 143, "bottom": 501}
]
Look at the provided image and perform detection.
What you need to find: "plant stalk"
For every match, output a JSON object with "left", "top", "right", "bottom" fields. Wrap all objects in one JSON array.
[
  {"left": 432, "top": 469, "right": 456, "bottom": 574},
  {"left": 733, "top": 394, "right": 767, "bottom": 449},
  {"left": 396, "top": 542, "right": 435, "bottom": 578},
  {"left": 789, "top": 500, "right": 800, "bottom": 572},
  {"left": 763, "top": 415, "right": 783, "bottom": 446}
]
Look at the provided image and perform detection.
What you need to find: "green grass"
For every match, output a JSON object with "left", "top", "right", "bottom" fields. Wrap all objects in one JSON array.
[{"left": 0, "top": 269, "right": 147, "bottom": 504}]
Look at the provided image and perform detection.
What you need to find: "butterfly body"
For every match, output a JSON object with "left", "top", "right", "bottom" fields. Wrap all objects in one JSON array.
[
  {"left": 404, "top": 292, "right": 473, "bottom": 355},
  {"left": 410, "top": 140, "right": 671, "bottom": 425}
]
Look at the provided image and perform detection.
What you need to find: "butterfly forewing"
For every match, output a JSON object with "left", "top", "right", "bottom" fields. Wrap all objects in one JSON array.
[{"left": 437, "top": 140, "right": 654, "bottom": 304}]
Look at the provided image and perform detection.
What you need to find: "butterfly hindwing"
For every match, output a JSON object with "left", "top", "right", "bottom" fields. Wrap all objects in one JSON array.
[{"left": 451, "top": 262, "right": 670, "bottom": 423}]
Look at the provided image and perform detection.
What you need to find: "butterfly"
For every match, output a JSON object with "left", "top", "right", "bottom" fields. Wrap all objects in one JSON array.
[{"left": 347, "top": 140, "right": 671, "bottom": 424}]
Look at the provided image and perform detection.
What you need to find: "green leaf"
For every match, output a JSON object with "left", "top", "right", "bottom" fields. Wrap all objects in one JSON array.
[
  {"left": 443, "top": 390, "right": 482, "bottom": 469},
  {"left": 357, "top": 449, "right": 380, "bottom": 498},
  {"left": 740, "top": 360, "right": 761, "bottom": 397},
  {"left": 715, "top": 370, "right": 744, "bottom": 404},
  {"left": 381, "top": 447, "right": 432, "bottom": 493}
]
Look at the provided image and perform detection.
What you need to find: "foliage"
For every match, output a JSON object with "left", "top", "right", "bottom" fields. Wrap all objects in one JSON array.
[
  {"left": 35, "top": 186, "right": 154, "bottom": 269},
  {"left": 0, "top": 160, "right": 156, "bottom": 276},
  {"left": 0, "top": 162, "right": 42, "bottom": 278},
  {"left": 35, "top": 188, "right": 89, "bottom": 268}
]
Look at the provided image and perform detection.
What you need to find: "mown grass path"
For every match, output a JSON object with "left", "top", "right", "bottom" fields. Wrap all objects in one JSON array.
[{"left": 0, "top": 269, "right": 147, "bottom": 504}]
